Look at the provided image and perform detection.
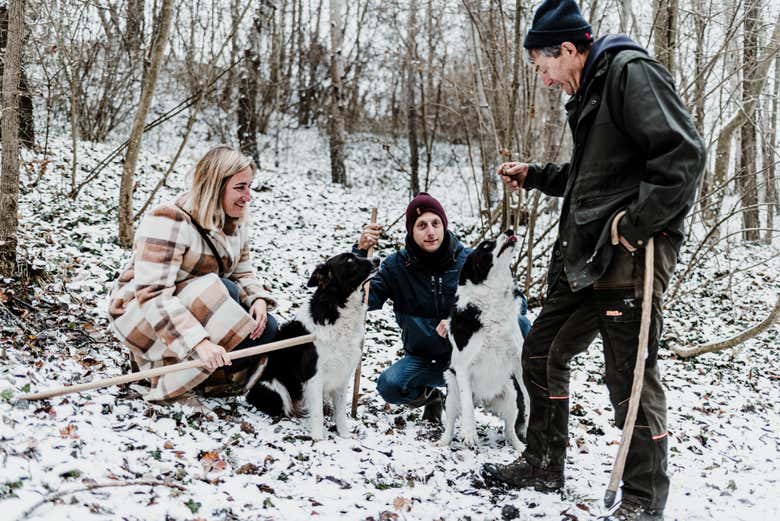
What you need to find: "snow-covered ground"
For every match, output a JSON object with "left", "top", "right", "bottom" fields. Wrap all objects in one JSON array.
[{"left": 1, "top": 126, "right": 778, "bottom": 521}]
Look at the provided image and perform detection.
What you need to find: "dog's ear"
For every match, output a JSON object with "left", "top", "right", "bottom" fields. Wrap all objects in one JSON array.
[
  {"left": 459, "top": 253, "right": 475, "bottom": 285},
  {"left": 307, "top": 263, "right": 331, "bottom": 288}
]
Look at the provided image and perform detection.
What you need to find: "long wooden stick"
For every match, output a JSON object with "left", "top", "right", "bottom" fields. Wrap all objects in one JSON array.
[
  {"left": 352, "top": 208, "right": 378, "bottom": 418},
  {"left": 18, "top": 334, "right": 316, "bottom": 401},
  {"left": 604, "top": 238, "right": 655, "bottom": 508}
]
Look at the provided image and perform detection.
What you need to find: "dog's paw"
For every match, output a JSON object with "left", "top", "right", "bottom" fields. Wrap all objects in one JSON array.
[
  {"left": 336, "top": 428, "right": 353, "bottom": 439},
  {"left": 435, "top": 436, "right": 452, "bottom": 447},
  {"left": 507, "top": 435, "right": 524, "bottom": 451},
  {"left": 462, "top": 431, "right": 478, "bottom": 449}
]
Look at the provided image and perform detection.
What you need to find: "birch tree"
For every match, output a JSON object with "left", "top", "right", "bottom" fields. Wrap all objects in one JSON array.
[
  {"left": 739, "top": 0, "right": 761, "bottom": 241},
  {"left": 328, "top": 0, "right": 347, "bottom": 185}
]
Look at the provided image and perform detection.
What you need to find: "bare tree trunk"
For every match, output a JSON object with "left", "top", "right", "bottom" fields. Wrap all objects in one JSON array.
[
  {"left": 618, "top": 0, "right": 632, "bottom": 34},
  {"left": 0, "top": 3, "right": 33, "bottom": 149},
  {"left": 406, "top": 0, "right": 420, "bottom": 196},
  {"left": 766, "top": 54, "right": 779, "bottom": 243},
  {"left": 739, "top": 0, "right": 761, "bottom": 241},
  {"left": 68, "top": 67, "right": 80, "bottom": 193},
  {"left": 117, "top": 0, "right": 174, "bottom": 248},
  {"left": 125, "top": 0, "right": 144, "bottom": 61},
  {"left": 652, "top": 0, "right": 677, "bottom": 75},
  {"left": 710, "top": 12, "right": 780, "bottom": 231},
  {"left": 502, "top": 0, "right": 524, "bottom": 230},
  {"left": 238, "top": 10, "right": 263, "bottom": 167},
  {"left": 0, "top": 0, "right": 24, "bottom": 277},
  {"left": 328, "top": 0, "right": 347, "bottom": 185}
]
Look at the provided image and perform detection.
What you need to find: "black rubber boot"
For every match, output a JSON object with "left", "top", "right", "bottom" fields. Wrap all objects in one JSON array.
[
  {"left": 481, "top": 456, "right": 564, "bottom": 492},
  {"left": 407, "top": 387, "right": 444, "bottom": 424},
  {"left": 421, "top": 388, "right": 444, "bottom": 424},
  {"left": 601, "top": 498, "right": 664, "bottom": 520}
]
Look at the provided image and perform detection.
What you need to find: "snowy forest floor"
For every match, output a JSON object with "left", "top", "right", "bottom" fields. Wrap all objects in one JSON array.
[{"left": 1, "top": 127, "right": 779, "bottom": 521}]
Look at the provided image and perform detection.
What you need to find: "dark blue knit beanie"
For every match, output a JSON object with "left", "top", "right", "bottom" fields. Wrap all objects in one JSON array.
[{"left": 523, "top": 0, "right": 593, "bottom": 50}]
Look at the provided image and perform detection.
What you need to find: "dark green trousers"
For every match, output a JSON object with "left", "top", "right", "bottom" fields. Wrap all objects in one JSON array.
[{"left": 522, "top": 237, "right": 677, "bottom": 511}]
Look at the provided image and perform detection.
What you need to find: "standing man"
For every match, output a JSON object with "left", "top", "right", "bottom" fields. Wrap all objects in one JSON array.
[
  {"left": 355, "top": 193, "right": 531, "bottom": 424},
  {"left": 480, "top": 1, "right": 706, "bottom": 520}
]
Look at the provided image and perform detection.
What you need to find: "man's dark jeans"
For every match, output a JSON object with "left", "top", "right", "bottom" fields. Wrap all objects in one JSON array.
[{"left": 522, "top": 238, "right": 677, "bottom": 511}]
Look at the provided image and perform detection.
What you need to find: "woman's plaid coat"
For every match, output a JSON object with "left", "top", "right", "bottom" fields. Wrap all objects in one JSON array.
[{"left": 108, "top": 200, "right": 276, "bottom": 400}]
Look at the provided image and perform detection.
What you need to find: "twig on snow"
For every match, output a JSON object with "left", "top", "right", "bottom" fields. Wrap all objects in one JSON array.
[
  {"left": 15, "top": 479, "right": 187, "bottom": 521},
  {"left": 670, "top": 293, "right": 780, "bottom": 358}
]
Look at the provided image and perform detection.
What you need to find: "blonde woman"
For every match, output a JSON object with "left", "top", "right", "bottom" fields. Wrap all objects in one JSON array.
[{"left": 108, "top": 145, "right": 277, "bottom": 401}]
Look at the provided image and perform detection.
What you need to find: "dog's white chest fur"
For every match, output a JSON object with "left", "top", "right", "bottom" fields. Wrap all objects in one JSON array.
[
  {"left": 439, "top": 238, "right": 529, "bottom": 451},
  {"left": 451, "top": 283, "right": 523, "bottom": 399},
  {"left": 298, "top": 291, "right": 365, "bottom": 390},
  {"left": 297, "top": 291, "right": 365, "bottom": 439}
]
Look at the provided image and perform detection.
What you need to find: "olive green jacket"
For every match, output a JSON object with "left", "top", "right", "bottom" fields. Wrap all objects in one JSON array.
[{"left": 525, "top": 45, "right": 706, "bottom": 292}]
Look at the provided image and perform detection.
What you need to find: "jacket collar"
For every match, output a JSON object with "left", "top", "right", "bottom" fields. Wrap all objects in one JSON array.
[{"left": 404, "top": 231, "right": 463, "bottom": 272}]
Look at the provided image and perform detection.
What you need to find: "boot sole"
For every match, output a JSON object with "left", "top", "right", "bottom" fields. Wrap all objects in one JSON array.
[{"left": 482, "top": 472, "right": 563, "bottom": 492}]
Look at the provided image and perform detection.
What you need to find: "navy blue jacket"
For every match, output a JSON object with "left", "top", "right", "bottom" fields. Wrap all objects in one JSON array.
[{"left": 355, "top": 231, "right": 469, "bottom": 361}]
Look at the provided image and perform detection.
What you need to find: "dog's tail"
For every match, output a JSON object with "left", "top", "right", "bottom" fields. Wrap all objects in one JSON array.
[{"left": 246, "top": 378, "right": 298, "bottom": 418}]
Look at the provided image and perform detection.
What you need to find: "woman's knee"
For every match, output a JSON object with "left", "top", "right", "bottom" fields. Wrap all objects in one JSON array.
[{"left": 220, "top": 278, "right": 241, "bottom": 303}]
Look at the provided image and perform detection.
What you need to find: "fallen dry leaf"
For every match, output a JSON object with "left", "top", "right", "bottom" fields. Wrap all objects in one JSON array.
[
  {"left": 393, "top": 496, "right": 412, "bottom": 513},
  {"left": 199, "top": 451, "right": 227, "bottom": 473},
  {"left": 59, "top": 423, "right": 79, "bottom": 439}
]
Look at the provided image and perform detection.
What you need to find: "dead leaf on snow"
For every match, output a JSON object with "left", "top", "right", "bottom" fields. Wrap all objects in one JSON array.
[
  {"left": 59, "top": 423, "right": 79, "bottom": 439},
  {"left": 393, "top": 496, "right": 412, "bottom": 512},
  {"left": 199, "top": 451, "right": 226, "bottom": 474}
]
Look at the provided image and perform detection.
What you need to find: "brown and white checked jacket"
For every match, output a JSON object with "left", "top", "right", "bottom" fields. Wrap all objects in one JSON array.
[{"left": 108, "top": 198, "right": 276, "bottom": 401}]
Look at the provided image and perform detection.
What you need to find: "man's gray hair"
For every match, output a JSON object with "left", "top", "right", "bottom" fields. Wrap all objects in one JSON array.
[{"left": 526, "top": 40, "right": 592, "bottom": 60}]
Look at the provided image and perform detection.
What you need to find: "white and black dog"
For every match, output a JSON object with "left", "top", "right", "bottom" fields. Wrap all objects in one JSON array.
[
  {"left": 246, "top": 252, "right": 378, "bottom": 440},
  {"left": 438, "top": 230, "right": 529, "bottom": 450}
]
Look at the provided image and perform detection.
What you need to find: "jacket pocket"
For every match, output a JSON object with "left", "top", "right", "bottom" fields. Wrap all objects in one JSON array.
[{"left": 574, "top": 186, "right": 636, "bottom": 225}]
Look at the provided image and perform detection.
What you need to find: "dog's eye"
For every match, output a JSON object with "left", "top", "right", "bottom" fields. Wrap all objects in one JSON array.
[{"left": 347, "top": 258, "right": 354, "bottom": 263}]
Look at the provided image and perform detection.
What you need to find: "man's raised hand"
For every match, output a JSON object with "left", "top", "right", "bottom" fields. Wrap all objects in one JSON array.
[
  {"left": 497, "top": 162, "right": 529, "bottom": 192},
  {"left": 358, "top": 223, "right": 383, "bottom": 251}
]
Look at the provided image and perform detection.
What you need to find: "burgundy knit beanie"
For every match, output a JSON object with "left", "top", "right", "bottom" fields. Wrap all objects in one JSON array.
[{"left": 405, "top": 192, "right": 448, "bottom": 234}]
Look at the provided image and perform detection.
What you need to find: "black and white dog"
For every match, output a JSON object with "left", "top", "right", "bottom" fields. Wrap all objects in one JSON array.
[
  {"left": 438, "top": 230, "right": 529, "bottom": 450},
  {"left": 246, "top": 252, "right": 378, "bottom": 440}
]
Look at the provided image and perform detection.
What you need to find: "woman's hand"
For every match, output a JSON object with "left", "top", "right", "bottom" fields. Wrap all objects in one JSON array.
[
  {"left": 358, "top": 223, "right": 383, "bottom": 251},
  {"left": 194, "top": 339, "right": 231, "bottom": 370},
  {"left": 249, "top": 298, "right": 268, "bottom": 340}
]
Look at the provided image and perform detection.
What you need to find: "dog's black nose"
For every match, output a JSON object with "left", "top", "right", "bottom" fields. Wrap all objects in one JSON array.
[{"left": 371, "top": 256, "right": 381, "bottom": 268}]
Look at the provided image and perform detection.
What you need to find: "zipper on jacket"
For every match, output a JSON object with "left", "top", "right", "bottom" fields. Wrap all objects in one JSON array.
[{"left": 431, "top": 275, "right": 438, "bottom": 316}]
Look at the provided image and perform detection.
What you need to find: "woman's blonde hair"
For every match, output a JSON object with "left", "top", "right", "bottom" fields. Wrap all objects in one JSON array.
[{"left": 184, "top": 145, "right": 255, "bottom": 231}]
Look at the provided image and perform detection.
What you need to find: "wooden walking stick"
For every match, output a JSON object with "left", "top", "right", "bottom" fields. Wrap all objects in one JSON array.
[
  {"left": 18, "top": 334, "right": 316, "bottom": 401},
  {"left": 351, "top": 207, "right": 378, "bottom": 418},
  {"left": 604, "top": 230, "right": 655, "bottom": 508}
]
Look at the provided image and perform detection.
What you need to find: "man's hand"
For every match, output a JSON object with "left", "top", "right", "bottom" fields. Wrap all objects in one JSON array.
[
  {"left": 358, "top": 223, "right": 383, "bottom": 251},
  {"left": 497, "top": 162, "right": 529, "bottom": 192},
  {"left": 194, "top": 339, "right": 231, "bottom": 370},
  {"left": 249, "top": 299, "right": 268, "bottom": 340},
  {"left": 610, "top": 210, "right": 637, "bottom": 253},
  {"left": 436, "top": 319, "right": 449, "bottom": 338}
]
